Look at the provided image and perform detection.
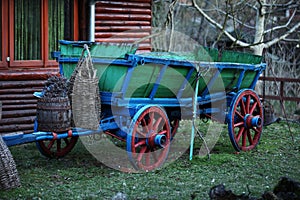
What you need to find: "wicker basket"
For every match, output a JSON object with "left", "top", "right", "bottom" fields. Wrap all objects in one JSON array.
[
  {"left": 0, "top": 136, "right": 21, "bottom": 190},
  {"left": 68, "top": 44, "right": 100, "bottom": 130}
]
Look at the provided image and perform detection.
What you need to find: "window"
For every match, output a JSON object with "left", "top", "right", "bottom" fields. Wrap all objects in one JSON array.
[{"left": 0, "top": 0, "right": 77, "bottom": 68}]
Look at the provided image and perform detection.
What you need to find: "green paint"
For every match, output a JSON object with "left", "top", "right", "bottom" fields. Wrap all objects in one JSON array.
[{"left": 60, "top": 42, "right": 262, "bottom": 97}]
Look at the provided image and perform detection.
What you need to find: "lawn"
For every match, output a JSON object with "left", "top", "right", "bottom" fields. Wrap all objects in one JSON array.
[{"left": 0, "top": 120, "right": 299, "bottom": 200}]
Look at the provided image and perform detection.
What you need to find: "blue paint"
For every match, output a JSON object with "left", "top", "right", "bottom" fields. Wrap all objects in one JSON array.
[{"left": 149, "top": 63, "right": 169, "bottom": 99}]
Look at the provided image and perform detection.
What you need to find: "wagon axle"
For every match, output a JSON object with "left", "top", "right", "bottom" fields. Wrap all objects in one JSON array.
[
  {"left": 244, "top": 114, "right": 262, "bottom": 128},
  {"left": 146, "top": 134, "right": 167, "bottom": 148}
]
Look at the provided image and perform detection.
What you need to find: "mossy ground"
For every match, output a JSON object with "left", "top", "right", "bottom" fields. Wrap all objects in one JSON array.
[{"left": 0, "top": 121, "right": 299, "bottom": 200}]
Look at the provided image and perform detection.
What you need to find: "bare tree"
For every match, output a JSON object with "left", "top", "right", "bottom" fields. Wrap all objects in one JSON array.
[{"left": 191, "top": 0, "right": 300, "bottom": 55}]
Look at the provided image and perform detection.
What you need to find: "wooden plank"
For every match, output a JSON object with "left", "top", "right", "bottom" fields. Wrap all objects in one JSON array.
[
  {"left": 95, "top": 7, "right": 151, "bottom": 15},
  {"left": 95, "top": 20, "right": 151, "bottom": 26},
  {"left": 95, "top": 38, "right": 151, "bottom": 43},
  {"left": 1, "top": 110, "right": 36, "bottom": 118},
  {"left": 0, "top": 116, "right": 35, "bottom": 125},
  {"left": 94, "top": 32, "right": 150, "bottom": 38},
  {"left": 0, "top": 88, "right": 42, "bottom": 94},
  {"left": 0, "top": 94, "right": 37, "bottom": 100},
  {"left": 0, "top": 69, "right": 59, "bottom": 80},
  {"left": 0, "top": 80, "right": 45, "bottom": 89},
  {"left": 0, "top": 124, "right": 34, "bottom": 134},
  {"left": 95, "top": 26, "right": 152, "bottom": 32},
  {"left": 0, "top": 99, "right": 37, "bottom": 105},
  {"left": 95, "top": 14, "right": 151, "bottom": 21},
  {"left": 96, "top": 1, "right": 151, "bottom": 9},
  {"left": 1, "top": 104, "right": 37, "bottom": 111}
]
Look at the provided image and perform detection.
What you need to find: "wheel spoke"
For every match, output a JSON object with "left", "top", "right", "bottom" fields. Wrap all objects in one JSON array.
[
  {"left": 247, "top": 130, "right": 253, "bottom": 145},
  {"left": 242, "top": 130, "right": 247, "bottom": 147},
  {"left": 141, "top": 118, "right": 149, "bottom": 133},
  {"left": 235, "top": 111, "right": 244, "bottom": 120},
  {"left": 153, "top": 117, "right": 162, "bottom": 131},
  {"left": 47, "top": 140, "right": 55, "bottom": 149},
  {"left": 234, "top": 121, "right": 244, "bottom": 128},
  {"left": 136, "top": 129, "right": 147, "bottom": 138},
  {"left": 148, "top": 112, "right": 154, "bottom": 131},
  {"left": 236, "top": 127, "right": 244, "bottom": 142},
  {"left": 246, "top": 95, "right": 251, "bottom": 113},
  {"left": 158, "top": 130, "right": 167, "bottom": 135},
  {"left": 137, "top": 146, "right": 148, "bottom": 162},
  {"left": 249, "top": 101, "right": 258, "bottom": 115},
  {"left": 134, "top": 140, "right": 146, "bottom": 148},
  {"left": 240, "top": 99, "right": 246, "bottom": 115}
]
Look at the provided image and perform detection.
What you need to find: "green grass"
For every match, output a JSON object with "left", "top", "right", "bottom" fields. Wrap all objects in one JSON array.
[{"left": 0, "top": 121, "right": 299, "bottom": 200}]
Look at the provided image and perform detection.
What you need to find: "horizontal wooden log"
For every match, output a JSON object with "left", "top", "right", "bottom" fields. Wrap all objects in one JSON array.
[
  {"left": 95, "top": 20, "right": 151, "bottom": 27},
  {"left": 0, "top": 69, "right": 59, "bottom": 80},
  {"left": 0, "top": 94, "right": 37, "bottom": 100},
  {"left": 95, "top": 38, "right": 151, "bottom": 43},
  {"left": 136, "top": 49, "right": 151, "bottom": 53},
  {"left": 2, "top": 104, "right": 37, "bottom": 111},
  {"left": 1, "top": 99, "right": 37, "bottom": 105},
  {"left": 94, "top": 31, "right": 150, "bottom": 38},
  {"left": 95, "top": 26, "right": 152, "bottom": 32},
  {"left": 0, "top": 80, "right": 46, "bottom": 89},
  {"left": 96, "top": 7, "right": 151, "bottom": 15},
  {"left": 96, "top": 1, "right": 151, "bottom": 9},
  {"left": 135, "top": 43, "right": 152, "bottom": 49},
  {"left": 0, "top": 124, "right": 34, "bottom": 134},
  {"left": 95, "top": 14, "right": 151, "bottom": 21},
  {"left": 0, "top": 88, "right": 43, "bottom": 94},
  {"left": 0, "top": 116, "right": 35, "bottom": 125},
  {"left": 1, "top": 110, "right": 36, "bottom": 118}
]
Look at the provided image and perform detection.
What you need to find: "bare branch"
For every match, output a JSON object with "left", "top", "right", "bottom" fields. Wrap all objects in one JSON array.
[
  {"left": 192, "top": 0, "right": 250, "bottom": 47},
  {"left": 283, "top": 38, "right": 300, "bottom": 42},
  {"left": 264, "top": 21, "right": 300, "bottom": 48},
  {"left": 207, "top": 6, "right": 255, "bottom": 30},
  {"left": 264, "top": 9, "right": 297, "bottom": 34}
]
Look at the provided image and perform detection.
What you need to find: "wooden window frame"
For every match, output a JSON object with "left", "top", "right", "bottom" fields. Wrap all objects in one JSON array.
[{"left": 1, "top": 0, "right": 79, "bottom": 69}]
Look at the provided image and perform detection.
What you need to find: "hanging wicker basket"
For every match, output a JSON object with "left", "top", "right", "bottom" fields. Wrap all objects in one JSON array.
[{"left": 68, "top": 44, "right": 100, "bottom": 130}]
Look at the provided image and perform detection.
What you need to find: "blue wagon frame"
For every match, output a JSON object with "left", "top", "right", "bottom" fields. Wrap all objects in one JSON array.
[{"left": 3, "top": 43, "right": 266, "bottom": 171}]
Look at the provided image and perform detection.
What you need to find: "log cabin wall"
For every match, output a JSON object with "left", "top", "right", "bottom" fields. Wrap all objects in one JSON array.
[
  {"left": 0, "top": 0, "right": 153, "bottom": 135},
  {"left": 94, "top": 0, "right": 152, "bottom": 52},
  {"left": 0, "top": 0, "right": 74, "bottom": 135},
  {"left": 0, "top": 69, "right": 59, "bottom": 135}
]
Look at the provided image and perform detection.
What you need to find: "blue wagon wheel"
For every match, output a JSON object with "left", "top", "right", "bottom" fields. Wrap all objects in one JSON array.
[
  {"left": 228, "top": 89, "right": 263, "bottom": 151},
  {"left": 127, "top": 105, "right": 171, "bottom": 171}
]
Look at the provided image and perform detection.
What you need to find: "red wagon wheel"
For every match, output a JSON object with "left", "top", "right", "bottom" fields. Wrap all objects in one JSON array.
[
  {"left": 34, "top": 119, "right": 78, "bottom": 158},
  {"left": 228, "top": 89, "right": 263, "bottom": 151},
  {"left": 127, "top": 105, "right": 171, "bottom": 171},
  {"left": 36, "top": 136, "right": 78, "bottom": 158}
]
